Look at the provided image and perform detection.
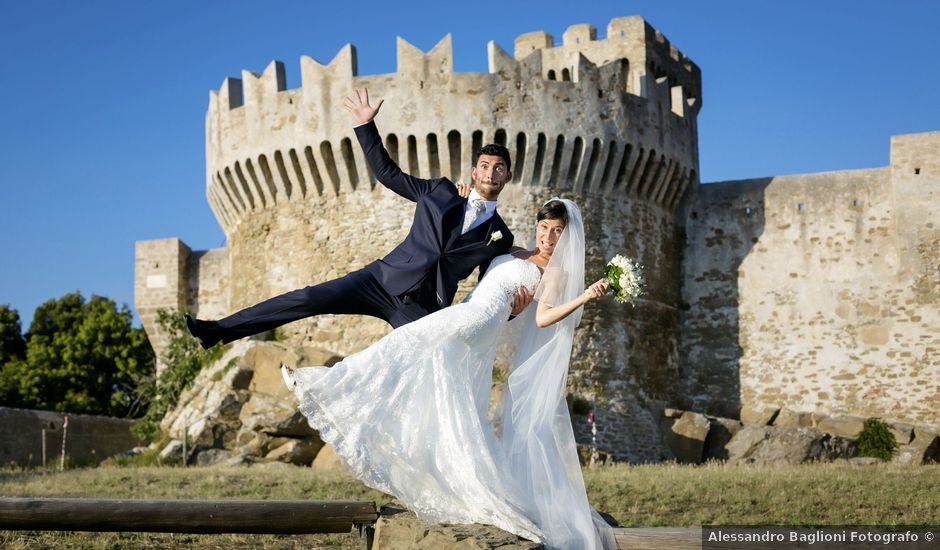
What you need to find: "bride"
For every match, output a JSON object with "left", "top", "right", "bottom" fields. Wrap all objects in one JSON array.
[{"left": 282, "top": 198, "right": 615, "bottom": 549}]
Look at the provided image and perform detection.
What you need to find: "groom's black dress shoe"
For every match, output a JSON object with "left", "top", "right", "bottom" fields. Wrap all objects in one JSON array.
[{"left": 184, "top": 314, "right": 222, "bottom": 350}]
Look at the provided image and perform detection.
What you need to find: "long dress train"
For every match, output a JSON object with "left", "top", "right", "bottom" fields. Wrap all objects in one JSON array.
[
  {"left": 291, "top": 198, "right": 615, "bottom": 549},
  {"left": 291, "top": 254, "right": 544, "bottom": 541}
]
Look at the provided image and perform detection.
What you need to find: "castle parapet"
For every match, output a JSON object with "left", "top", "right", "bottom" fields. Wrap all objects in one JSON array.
[
  {"left": 510, "top": 16, "right": 701, "bottom": 111},
  {"left": 202, "top": 15, "right": 700, "bottom": 237}
]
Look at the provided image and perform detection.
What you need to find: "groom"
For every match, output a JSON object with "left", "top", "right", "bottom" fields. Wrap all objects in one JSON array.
[{"left": 185, "top": 88, "right": 529, "bottom": 349}]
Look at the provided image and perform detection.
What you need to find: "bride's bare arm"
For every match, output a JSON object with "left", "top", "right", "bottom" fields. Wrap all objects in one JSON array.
[{"left": 535, "top": 278, "right": 608, "bottom": 328}]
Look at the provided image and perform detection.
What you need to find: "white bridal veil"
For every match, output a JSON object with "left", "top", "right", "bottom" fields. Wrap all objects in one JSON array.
[{"left": 498, "top": 198, "right": 616, "bottom": 550}]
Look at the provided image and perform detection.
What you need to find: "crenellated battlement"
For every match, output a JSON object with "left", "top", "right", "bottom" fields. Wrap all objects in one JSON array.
[
  {"left": 512, "top": 16, "right": 701, "bottom": 113},
  {"left": 203, "top": 16, "right": 700, "bottom": 236}
]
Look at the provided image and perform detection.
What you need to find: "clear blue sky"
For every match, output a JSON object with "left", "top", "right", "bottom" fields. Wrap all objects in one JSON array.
[{"left": 1, "top": 1, "right": 938, "bottom": 330}]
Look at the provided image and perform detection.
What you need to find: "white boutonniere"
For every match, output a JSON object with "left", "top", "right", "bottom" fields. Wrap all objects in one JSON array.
[{"left": 486, "top": 230, "right": 503, "bottom": 246}]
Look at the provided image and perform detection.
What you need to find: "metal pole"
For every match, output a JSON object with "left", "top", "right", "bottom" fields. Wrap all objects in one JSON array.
[
  {"left": 41, "top": 429, "right": 47, "bottom": 469},
  {"left": 182, "top": 423, "right": 187, "bottom": 467},
  {"left": 59, "top": 415, "right": 69, "bottom": 472}
]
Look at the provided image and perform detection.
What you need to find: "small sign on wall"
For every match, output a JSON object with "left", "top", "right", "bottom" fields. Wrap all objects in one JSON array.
[{"left": 147, "top": 274, "right": 168, "bottom": 289}]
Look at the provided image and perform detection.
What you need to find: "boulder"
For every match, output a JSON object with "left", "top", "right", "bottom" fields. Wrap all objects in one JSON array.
[
  {"left": 195, "top": 448, "right": 234, "bottom": 466},
  {"left": 158, "top": 341, "right": 342, "bottom": 468},
  {"left": 160, "top": 341, "right": 255, "bottom": 449},
  {"left": 663, "top": 408, "right": 685, "bottom": 419},
  {"left": 807, "top": 433, "right": 858, "bottom": 461},
  {"left": 312, "top": 444, "right": 348, "bottom": 471},
  {"left": 238, "top": 397, "right": 315, "bottom": 437},
  {"left": 740, "top": 404, "right": 780, "bottom": 426},
  {"left": 895, "top": 427, "right": 940, "bottom": 465},
  {"left": 158, "top": 440, "right": 184, "bottom": 462},
  {"left": 265, "top": 438, "right": 321, "bottom": 466},
  {"left": 703, "top": 416, "right": 743, "bottom": 461},
  {"left": 663, "top": 411, "right": 710, "bottom": 463},
  {"left": 725, "top": 425, "right": 770, "bottom": 463},
  {"left": 888, "top": 422, "right": 914, "bottom": 446},
  {"left": 372, "top": 505, "right": 541, "bottom": 549},
  {"left": 726, "top": 426, "right": 856, "bottom": 465},
  {"left": 773, "top": 409, "right": 815, "bottom": 429},
  {"left": 816, "top": 415, "right": 865, "bottom": 438}
]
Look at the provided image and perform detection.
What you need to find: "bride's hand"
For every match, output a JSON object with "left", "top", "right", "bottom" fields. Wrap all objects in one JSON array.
[{"left": 582, "top": 278, "right": 609, "bottom": 302}]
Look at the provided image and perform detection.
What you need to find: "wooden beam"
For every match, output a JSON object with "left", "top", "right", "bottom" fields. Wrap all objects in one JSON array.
[{"left": 0, "top": 498, "right": 378, "bottom": 535}]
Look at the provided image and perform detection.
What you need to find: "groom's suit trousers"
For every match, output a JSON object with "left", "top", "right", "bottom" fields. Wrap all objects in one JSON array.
[{"left": 214, "top": 266, "right": 431, "bottom": 344}]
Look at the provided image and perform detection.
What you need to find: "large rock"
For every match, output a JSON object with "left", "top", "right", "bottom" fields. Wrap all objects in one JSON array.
[
  {"left": 703, "top": 416, "right": 743, "bottom": 461},
  {"left": 773, "top": 409, "right": 815, "bottom": 429},
  {"left": 895, "top": 426, "right": 940, "bottom": 465},
  {"left": 265, "top": 438, "right": 322, "bottom": 466},
  {"left": 663, "top": 411, "right": 710, "bottom": 463},
  {"left": 726, "top": 426, "right": 856, "bottom": 465},
  {"left": 158, "top": 439, "right": 184, "bottom": 462},
  {"left": 312, "top": 443, "right": 348, "bottom": 471},
  {"left": 159, "top": 341, "right": 341, "bottom": 466},
  {"left": 740, "top": 404, "right": 780, "bottom": 425},
  {"left": 888, "top": 422, "right": 914, "bottom": 446},
  {"left": 725, "top": 425, "right": 771, "bottom": 463},
  {"left": 816, "top": 415, "right": 866, "bottom": 438},
  {"left": 808, "top": 433, "right": 858, "bottom": 461},
  {"left": 373, "top": 505, "right": 541, "bottom": 549},
  {"left": 161, "top": 341, "right": 255, "bottom": 448},
  {"left": 194, "top": 447, "right": 234, "bottom": 466}
]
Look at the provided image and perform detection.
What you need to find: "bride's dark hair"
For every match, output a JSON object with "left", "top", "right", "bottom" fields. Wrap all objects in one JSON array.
[{"left": 537, "top": 199, "right": 568, "bottom": 224}]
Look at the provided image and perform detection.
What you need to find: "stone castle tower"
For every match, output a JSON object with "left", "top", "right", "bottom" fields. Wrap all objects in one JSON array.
[{"left": 135, "top": 15, "right": 938, "bottom": 461}]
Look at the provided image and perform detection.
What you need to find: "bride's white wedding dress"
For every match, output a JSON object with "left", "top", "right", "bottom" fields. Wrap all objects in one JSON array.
[
  {"left": 291, "top": 254, "right": 544, "bottom": 541},
  {"left": 291, "top": 198, "right": 615, "bottom": 549}
]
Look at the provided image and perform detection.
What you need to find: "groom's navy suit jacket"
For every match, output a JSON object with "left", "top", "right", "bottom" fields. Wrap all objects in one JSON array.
[{"left": 355, "top": 121, "right": 514, "bottom": 313}]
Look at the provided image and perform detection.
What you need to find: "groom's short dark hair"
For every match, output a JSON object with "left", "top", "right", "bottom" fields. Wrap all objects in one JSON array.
[{"left": 473, "top": 144, "right": 512, "bottom": 172}]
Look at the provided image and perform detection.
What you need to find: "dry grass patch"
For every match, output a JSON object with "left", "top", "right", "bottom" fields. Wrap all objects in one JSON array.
[{"left": 584, "top": 461, "right": 940, "bottom": 527}]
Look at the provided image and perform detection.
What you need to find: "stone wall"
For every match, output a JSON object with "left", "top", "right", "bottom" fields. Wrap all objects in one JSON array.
[
  {"left": 0, "top": 407, "right": 139, "bottom": 468},
  {"left": 679, "top": 131, "right": 940, "bottom": 427}
]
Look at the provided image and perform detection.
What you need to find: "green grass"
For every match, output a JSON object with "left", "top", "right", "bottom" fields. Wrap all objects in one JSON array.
[{"left": 1, "top": 461, "right": 938, "bottom": 547}]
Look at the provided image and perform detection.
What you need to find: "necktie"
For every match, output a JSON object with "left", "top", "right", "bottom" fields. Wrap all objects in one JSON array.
[{"left": 462, "top": 199, "right": 487, "bottom": 234}]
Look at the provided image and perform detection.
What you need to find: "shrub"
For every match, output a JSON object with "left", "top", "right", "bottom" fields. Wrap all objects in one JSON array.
[
  {"left": 130, "top": 309, "right": 224, "bottom": 442},
  {"left": 857, "top": 417, "right": 898, "bottom": 461}
]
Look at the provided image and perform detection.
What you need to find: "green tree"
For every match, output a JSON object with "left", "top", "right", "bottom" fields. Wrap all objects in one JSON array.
[
  {"left": 1, "top": 291, "right": 155, "bottom": 416},
  {"left": 0, "top": 305, "right": 26, "bottom": 365},
  {"left": 0, "top": 305, "right": 27, "bottom": 404}
]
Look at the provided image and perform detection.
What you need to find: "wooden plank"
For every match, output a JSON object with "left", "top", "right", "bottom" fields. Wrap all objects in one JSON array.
[
  {"left": 614, "top": 527, "right": 701, "bottom": 550},
  {"left": 0, "top": 498, "right": 378, "bottom": 534}
]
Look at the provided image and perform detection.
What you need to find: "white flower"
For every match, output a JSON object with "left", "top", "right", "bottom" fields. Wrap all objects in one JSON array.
[
  {"left": 604, "top": 253, "right": 645, "bottom": 305},
  {"left": 486, "top": 230, "right": 504, "bottom": 246}
]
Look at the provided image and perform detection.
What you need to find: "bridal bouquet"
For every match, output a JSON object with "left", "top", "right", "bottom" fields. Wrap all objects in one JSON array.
[{"left": 604, "top": 254, "right": 645, "bottom": 305}]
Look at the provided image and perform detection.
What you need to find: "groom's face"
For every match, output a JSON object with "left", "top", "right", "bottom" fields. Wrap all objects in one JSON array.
[{"left": 471, "top": 155, "right": 511, "bottom": 201}]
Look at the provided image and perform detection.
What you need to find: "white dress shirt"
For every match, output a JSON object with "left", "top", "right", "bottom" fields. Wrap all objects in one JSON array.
[{"left": 462, "top": 189, "right": 497, "bottom": 233}]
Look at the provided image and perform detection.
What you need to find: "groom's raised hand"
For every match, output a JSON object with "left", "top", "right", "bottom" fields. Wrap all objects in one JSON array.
[{"left": 344, "top": 88, "right": 384, "bottom": 126}]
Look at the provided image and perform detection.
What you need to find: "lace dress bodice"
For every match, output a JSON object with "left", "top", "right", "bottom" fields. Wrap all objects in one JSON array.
[{"left": 465, "top": 254, "right": 542, "bottom": 313}]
